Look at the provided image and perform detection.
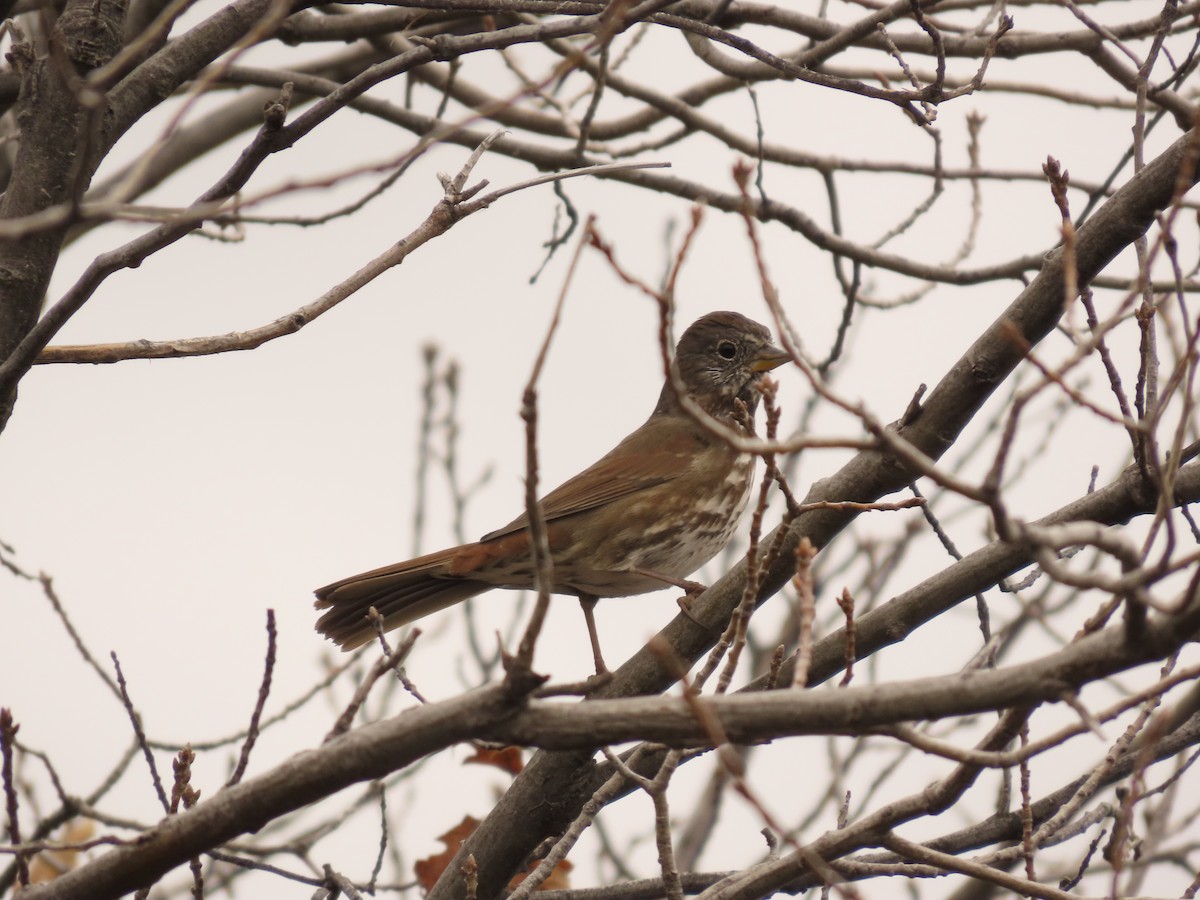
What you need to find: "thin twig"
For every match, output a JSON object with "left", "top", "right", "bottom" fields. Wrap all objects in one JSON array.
[{"left": 226, "top": 610, "right": 277, "bottom": 787}]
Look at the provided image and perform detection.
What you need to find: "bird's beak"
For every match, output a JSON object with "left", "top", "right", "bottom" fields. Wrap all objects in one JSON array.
[{"left": 750, "top": 344, "right": 790, "bottom": 373}]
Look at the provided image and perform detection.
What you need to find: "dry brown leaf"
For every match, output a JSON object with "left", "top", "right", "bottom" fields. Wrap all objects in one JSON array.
[
  {"left": 414, "top": 814, "right": 572, "bottom": 892},
  {"left": 415, "top": 815, "right": 481, "bottom": 891},
  {"left": 510, "top": 855, "right": 573, "bottom": 892},
  {"left": 464, "top": 744, "right": 524, "bottom": 776}
]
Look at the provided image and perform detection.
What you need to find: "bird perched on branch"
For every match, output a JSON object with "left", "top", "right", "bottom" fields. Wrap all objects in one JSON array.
[{"left": 315, "top": 311, "right": 788, "bottom": 671}]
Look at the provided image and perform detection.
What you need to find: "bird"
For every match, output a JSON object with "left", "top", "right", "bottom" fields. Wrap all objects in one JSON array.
[{"left": 314, "top": 311, "right": 789, "bottom": 671}]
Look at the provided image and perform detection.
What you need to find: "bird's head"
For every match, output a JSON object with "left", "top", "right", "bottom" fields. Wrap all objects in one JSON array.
[{"left": 657, "top": 311, "right": 789, "bottom": 423}]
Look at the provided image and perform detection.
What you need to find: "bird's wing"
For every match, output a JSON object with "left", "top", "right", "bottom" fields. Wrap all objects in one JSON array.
[{"left": 479, "top": 417, "right": 698, "bottom": 542}]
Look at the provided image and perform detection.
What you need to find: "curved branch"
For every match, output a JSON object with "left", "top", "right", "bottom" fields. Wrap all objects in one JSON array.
[{"left": 32, "top": 161, "right": 668, "bottom": 364}]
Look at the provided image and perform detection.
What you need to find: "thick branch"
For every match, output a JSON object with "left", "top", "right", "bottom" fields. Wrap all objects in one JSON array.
[
  {"left": 430, "top": 128, "right": 1200, "bottom": 900},
  {"left": 485, "top": 608, "right": 1200, "bottom": 748},
  {"left": 17, "top": 686, "right": 519, "bottom": 900},
  {"left": 0, "top": 0, "right": 128, "bottom": 427}
]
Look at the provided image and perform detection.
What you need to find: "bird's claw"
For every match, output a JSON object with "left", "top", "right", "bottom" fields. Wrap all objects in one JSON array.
[
  {"left": 584, "top": 670, "right": 614, "bottom": 694},
  {"left": 676, "top": 592, "right": 708, "bottom": 629}
]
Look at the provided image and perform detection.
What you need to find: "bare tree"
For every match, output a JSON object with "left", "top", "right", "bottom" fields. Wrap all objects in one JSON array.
[{"left": 3, "top": 0, "right": 1200, "bottom": 898}]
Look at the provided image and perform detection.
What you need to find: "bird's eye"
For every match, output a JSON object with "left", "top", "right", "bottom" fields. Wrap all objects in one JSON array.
[{"left": 717, "top": 340, "right": 737, "bottom": 360}]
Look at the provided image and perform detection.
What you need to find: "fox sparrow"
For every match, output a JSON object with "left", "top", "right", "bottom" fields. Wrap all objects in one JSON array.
[{"left": 315, "top": 311, "right": 788, "bottom": 664}]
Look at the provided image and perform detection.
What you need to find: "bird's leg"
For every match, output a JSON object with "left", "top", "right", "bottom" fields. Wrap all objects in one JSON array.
[
  {"left": 578, "top": 594, "right": 611, "bottom": 678},
  {"left": 630, "top": 567, "right": 710, "bottom": 628}
]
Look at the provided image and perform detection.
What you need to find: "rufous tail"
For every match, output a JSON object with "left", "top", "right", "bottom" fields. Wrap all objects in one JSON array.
[{"left": 314, "top": 549, "right": 488, "bottom": 650}]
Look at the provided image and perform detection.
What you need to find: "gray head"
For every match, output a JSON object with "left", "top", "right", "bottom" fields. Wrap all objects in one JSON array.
[{"left": 654, "top": 311, "right": 788, "bottom": 421}]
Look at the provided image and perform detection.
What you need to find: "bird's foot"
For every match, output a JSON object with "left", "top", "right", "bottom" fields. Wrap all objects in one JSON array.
[
  {"left": 584, "top": 669, "right": 614, "bottom": 693},
  {"left": 533, "top": 670, "right": 613, "bottom": 698},
  {"left": 630, "top": 567, "right": 711, "bottom": 627},
  {"left": 676, "top": 592, "right": 709, "bottom": 629}
]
